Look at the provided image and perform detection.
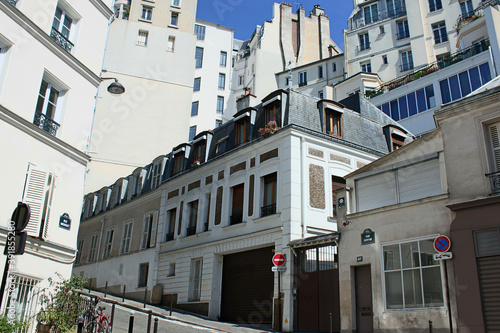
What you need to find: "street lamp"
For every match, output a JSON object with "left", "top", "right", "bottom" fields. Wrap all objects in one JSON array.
[{"left": 101, "top": 77, "right": 125, "bottom": 95}]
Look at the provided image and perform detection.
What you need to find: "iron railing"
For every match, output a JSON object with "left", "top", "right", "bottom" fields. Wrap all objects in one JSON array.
[
  {"left": 229, "top": 213, "right": 243, "bottom": 225},
  {"left": 486, "top": 171, "right": 500, "bottom": 195},
  {"left": 260, "top": 203, "right": 276, "bottom": 217},
  {"left": 455, "top": 0, "right": 500, "bottom": 32},
  {"left": 50, "top": 28, "right": 74, "bottom": 52},
  {"left": 186, "top": 226, "right": 196, "bottom": 236},
  {"left": 165, "top": 232, "right": 174, "bottom": 242},
  {"left": 396, "top": 30, "right": 410, "bottom": 40},
  {"left": 356, "top": 43, "right": 371, "bottom": 53},
  {"left": 349, "top": 7, "right": 407, "bottom": 30},
  {"left": 33, "top": 111, "right": 60, "bottom": 136}
]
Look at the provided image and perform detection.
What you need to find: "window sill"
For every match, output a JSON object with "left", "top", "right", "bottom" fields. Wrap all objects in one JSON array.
[
  {"left": 434, "top": 40, "right": 450, "bottom": 47},
  {"left": 171, "top": 5, "right": 181, "bottom": 9},
  {"left": 166, "top": 49, "right": 174, "bottom": 53},
  {"left": 138, "top": 18, "right": 153, "bottom": 23},
  {"left": 223, "top": 221, "right": 247, "bottom": 229},
  {"left": 180, "top": 231, "right": 210, "bottom": 241},
  {"left": 136, "top": 286, "right": 148, "bottom": 291},
  {"left": 168, "top": 25, "right": 179, "bottom": 29},
  {"left": 253, "top": 212, "right": 280, "bottom": 223}
]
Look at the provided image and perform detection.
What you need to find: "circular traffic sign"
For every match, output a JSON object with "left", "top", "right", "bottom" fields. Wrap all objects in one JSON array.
[
  {"left": 272, "top": 253, "right": 286, "bottom": 266},
  {"left": 434, "top": 235, "right": 451, "bottom": 253}
]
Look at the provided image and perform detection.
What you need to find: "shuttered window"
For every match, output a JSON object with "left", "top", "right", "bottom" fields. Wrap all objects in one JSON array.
[
  {"left": 357, "top": 172, "right": 396, "bottom": 211},
  {"left": 489, "top": 123, "right": 500, "bottom": 171},
  {"left": 120, "top": 221, "right": 133, "bottom": 254},
  {"left": 22, "top": 165, "right": 54, "bottom": 239}
]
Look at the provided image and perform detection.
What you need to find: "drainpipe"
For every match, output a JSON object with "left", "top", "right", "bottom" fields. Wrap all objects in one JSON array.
[
  {"left": 300, "top": 137, "right": 307, "bottom": 238},
  {"left": 95, "top": 218, "right": 105, "bottom": 287}
]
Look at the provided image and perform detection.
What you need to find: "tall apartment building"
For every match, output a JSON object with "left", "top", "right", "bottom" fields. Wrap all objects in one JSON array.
[
  {"left": 85, "top": 0, "right": 198, "bottom": 192},
  {"left": 190, "top": 19, "right": 233, "bottom": 136},
  {"left": 340, "top": 0, "right": 500, "bottom": 136},
  {"left": 0, "top": 0, "right": 113, "bottom": 329}
]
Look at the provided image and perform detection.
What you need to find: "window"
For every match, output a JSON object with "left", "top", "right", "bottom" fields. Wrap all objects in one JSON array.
[
  {"left": 432, "top": 22, "right": 448, "bottom": 44},
  {"left": 172, "top": 151, "right": 185, "bottom": 176},
  {"left": 194, "top": 139, "right": 206, "bottom": 163},
  {"left": 299, "top": 71, "right": 308, "bottom": 87},
  {"left": 103, "top": 228, "right": 115, "bottom": 259},
  {"left": 120, "top": 221, "right": 133, "bottom": 254},
  {"left": 22, "top": 165, "right": 54, "bottom": 238},
  {"left": 5, "top": 274, "right": 40, "bottom": 324},
  {"left": 141, "top": 6, "right": 152, "bottom": 21},
  {"left": 114, "top": 185, "right": 122, "bottom": 205},
  {"left": 262, "top": 173, "right": 277, "bottom": 217},
  {"left": 318, "top": 66, "right": 323, "bottom": 79},
  {"left": 187, "top": 200, "right": 198, "bottom": 236},
  {"left": 165, "top": 208, "right": 176, "bottom": 242},
  {"left": 387, "top": 0, "right": 404, "bottom": 17},
  {"left": 170, "top": 12, "right": 179, "bottom": 26},
  {"left": 488, "top": 123, "right": 500, "bottom": 173},
  {"left": 218, "top": 73, "right": 226, "bottom": 90},
  {"left": 167, "top": 36, "right": 175, "bottom": 52},
  {"left": 383, "top": 55, "right": 388, "bottom": 65},
  {"left": 195, "top": 47, "right": 203, "bottom": 68},
  {"left": 436, "top": 53, "right": 450, "bottom": 68},
  {"left": 215, "top": 119, "right": 222, "bottom": 128},
  {"left": 151, "top": 162, "right": 162, "bottom": 189},
  {"left": 191, "top": 101, "right": 199, "bottom": 116},
  {"left": 326, "top": 109, "right": 342, "bottom": 137},
  {"left": 428, "top": 0, "right": 442, "bottom": 12},
  {"left": 397, "top": 20, "right": 410, "bottom": 40},
  {"left": 193, "top": 77, "right": 201, "bottom": 92},
  {"left": 359, "top": 33, "right": 370, "bottom": 51},
  {"left": 76, "top": 239, "right": 84, "bottom": 265},
  {"left": 172, "top": 0, "right": 180, "bottom": 7},
  {"left": 383, "top": 239, "right": 444, "bottom": 309},
  {"left": 141, "top": 212, "right": 157, "bottom": 249},
  {"left": 364, "top": 3, "right": 379, "bottom": 24},
  {"left": 188, "top": 259, "right": 202, "bottom": 301},
  {"left": 265, "top": 103, "right": 279, "bottom": 123},
  {"left": 189, "top": 126, "right": 196, "bottom": 141},
  {"left": 168, "top": 263, "right": 176, "bottom": 276},
  {"left": 238, "top": 74, "right": 244, "bottom": 86},
  {"left": 88, "top": 233, "right": 99, "bottom": 263},
  {"left": 51, "top": 7, "right": 74, "bottom": 51},
  {"left": 35, "top": 79, "right": 61, "bottom": 136},
  {"left": 137, "top": 30, "right": 148, "bottom": 46},
  {"left": 475, "top": 229, "right": 500, "bottom": 256},
  {"left": 230, "top": 183, "right": 244, "bottom": 225},
  {"left": 235, "top": 117, "right": 248, "bottom": 146},
  {"left": 138, "top": 263, "right": 149, "bottom": 288},
  {"left": 216, "top": 138, "right": 227, "bottom": 153},
  {"left": 460, "top": 0, "right": 474, "bottom": 18},
  {"left": 361, "top": 61, "right": 372, "bottom": 73},
  {"left": 332, "top": 176, "right": 346, "bottom": 217},
  {"left": 194, "top": 24, "right": 205, "bottom": 40},
  {"left": 220, "top": 51, "right": 227, "bottom": 67},
  {"left": 439, "top": 63, "right": 491, "bottom": 104},
  {"left": 401, "top": 50, "right": 413, "bottom": 72},
  {"left": 379, "top": 25, "right": 385, "bottom": 34},
  {"left": 332, "top": 62, "right": 337, "bottom": 72},
  {"left": 379, "top": 85, "right": 435, "bottom": 121},
  {"left": 204, "top": 193, "right": 211, "bottom": 232},
  {"left": 216, "top": 96, "right": 224, "bottom": 113},
  {"left": 319, "top": 91, "right": 324, "bottom": 99}
]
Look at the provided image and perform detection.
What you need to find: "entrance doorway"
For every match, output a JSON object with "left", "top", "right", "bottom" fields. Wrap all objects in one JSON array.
[{"left": 354, "top": 265, "right": 373, "bottom": 333}]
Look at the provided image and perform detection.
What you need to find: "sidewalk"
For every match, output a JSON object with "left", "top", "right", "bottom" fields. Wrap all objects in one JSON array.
[{"left": 82, "top": 290, "right": 276, "bottom": 333}]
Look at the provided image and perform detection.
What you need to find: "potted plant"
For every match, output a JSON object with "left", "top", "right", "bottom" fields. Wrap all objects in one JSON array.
[
  {"left": 258, "top": 120, "right": 279, "bottom": 136},
  {"left": 0, "top": 315, "right": 28, "bottom": 333}
]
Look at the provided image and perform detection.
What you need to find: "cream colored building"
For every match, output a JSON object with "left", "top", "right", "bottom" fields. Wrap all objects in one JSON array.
[{"left": 0, "top": 0, "right": 113, "bottom": 330}]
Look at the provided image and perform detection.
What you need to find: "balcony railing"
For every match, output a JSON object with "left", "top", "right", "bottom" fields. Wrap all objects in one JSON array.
[
  {"left": 455, "top": 0, "right": 500, "bottom": 32},
  {"left": 486, "top": 171, "right": 500, "bottom": 195},
  {"left": 229, "top": 213, "right": 243, "bottom": 225},
  {"left": 396, "top": 31, "right": 410, "bottom": 40},
  {"left": 186, "top": 226, "right": 196, "bottom": 236},
  {"left": 165, "top": 232, "right": 174, "bottom": 242},
  {"left": 50, "top": 28, "right": 74, "bottom": 52},
  {"left": 366, "top": 40, "right": 490, "bottom": 99},
  {"left": 260, "top": 203, "right": 276, "bottom": 218},
  {"left": 33, "top": 111, "right": 60, "bottom": 136},
  {"left": 349, "top": 7, "right": 407, "bottom": 30},
  {"left": 356, "top": 43, "right": 371, "bottom": 53}
]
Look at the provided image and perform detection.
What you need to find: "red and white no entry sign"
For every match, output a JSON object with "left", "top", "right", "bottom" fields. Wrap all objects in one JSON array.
[
  {"left": 272, "top": 253, "right": 286, "bottom": 266},
  {"left": 434, "top": 235, "right": 451, "bottom": 253}
]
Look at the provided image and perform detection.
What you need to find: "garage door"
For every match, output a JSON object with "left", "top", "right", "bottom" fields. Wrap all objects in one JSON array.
[
  {"left": 220, "top": 247, "right": 274, "bottom": 324},
  {"left": 478, "top": 255, "right": 500, "bottom": 332}
]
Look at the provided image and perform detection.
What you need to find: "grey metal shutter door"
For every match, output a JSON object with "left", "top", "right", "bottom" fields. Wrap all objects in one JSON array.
[
  {"left": 357, "top": 172, "right": 396, "bottom": 211},
  {"left": 398, "top": 158, "right": 441, "bottom": 203},
  {"left": 477, "top": 255, "right": 500, "bottom": 332}
]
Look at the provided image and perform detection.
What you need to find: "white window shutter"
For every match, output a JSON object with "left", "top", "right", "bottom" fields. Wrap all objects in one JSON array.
[
  {"left": 22, "top": 166, "right": 51, "bottom": 238},
  {"left": 150, "top": 211, "right": 158, "bottom": 247},
  {"left": 42, "top": 175, "right": 55, "bottom": 239},
  {"left": 489, "top": 123, "right": 500, "bottom": 171},
  {"left": 141, "top": 216, "right": 148, "bottom": 250}
]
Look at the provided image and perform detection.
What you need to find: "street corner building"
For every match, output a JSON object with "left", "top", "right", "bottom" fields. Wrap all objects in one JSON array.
[{"left": 74, "top": 89, "right": 412, "bottom": 332}]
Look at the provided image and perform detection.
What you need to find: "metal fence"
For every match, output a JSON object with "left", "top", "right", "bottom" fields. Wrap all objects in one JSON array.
[{"left": 2, "top": 274, "right": 41, "bottom": 333}]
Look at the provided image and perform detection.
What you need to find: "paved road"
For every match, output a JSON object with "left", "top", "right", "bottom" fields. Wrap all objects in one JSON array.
[{"left": 102, "top": 304, "right": 225, "bottom": 333}]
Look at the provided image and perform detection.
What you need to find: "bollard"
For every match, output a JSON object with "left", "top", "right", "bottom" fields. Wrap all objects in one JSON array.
[
  {"left": 128, "top": 311, "right": 135, "bottom": 333},
  {"left": 143, "top": 288, "right": 148, "bottom": 308},
  {"left": 122, "top": 285, "right": 126, "bottom": 302},
  {"left": 77, "top": 315, "right": 84, "bottom": 333},
  {"left": 429, "top": 320, "right": 433, "bottom": 333},
  {"left": 153, "top": 317, "right": 159, "bottom": 333},
  {"left": 110, "top": 303, "right": 115, "bottom": 333},
  {"left": 147, "top": 310, "right": 152, "bottom": 333},
  {"left": 104, "top": 281, "right": 108, "bottom": 298},
  {"left": 329, "top": 313, "right": 332, "bottom": 333},
  {"left": 169, "top": 294, "right": 173, "bottom": 316}
]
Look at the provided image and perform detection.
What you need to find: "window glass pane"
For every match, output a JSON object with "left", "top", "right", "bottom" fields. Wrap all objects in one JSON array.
[
  {"left": 475, "top": 229, "right": 500, "bottom": 256},
  {"left": 385, "top": 271, "right": 403, "bottom": 309},
  {"left": 425, "top": 85, "right": 436, "bottom": 109},
  {"left": 449, "top": 75, "right": 461, "bottom": 101},
  {"left": 403, "top": 269, "right": 423, "bottom": 308},
  {"left": 459, "top": 71, "right": 471, "bottom": 97},
  {"left": 191, "top": 102, "right": 198, "bottom": 116},
  {"left": 422, "top": 267, "right": 444, "bottom": 307},
  {"left": 382, "top": 103, "right": 390, "bottom": 117},
  {"left": 384, "top": 244, "right": 401, "bottom": 270},
  {"left": 390, "top": 99, "right": 399, "bottom": 121},
  {"left": 479, "top": 63, "right": 492, "bottom": 84},
  {"left": 416, "top": 89, "right": 427, "bottom": 112},
  {"left": 419, "top": 239, "right": 438, "bottom": 266},
  {"left": 439, "top": 79, "right": 451, "bottom": 104},
  {"left": 401, "top": 242, "right": 419, "bottom": 268},
  {"left": 469, "top": 66, "right": 481, "bottom": 91},
  {"left": 407, "top": 92, "right": 417, "bottom": 116},
  {"left": 398, "top": 96, "right": 408, "bottom": 119}
]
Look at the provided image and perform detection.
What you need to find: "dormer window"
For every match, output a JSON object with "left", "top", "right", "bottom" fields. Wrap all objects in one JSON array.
[
  {"left": 172, "top": 151, "right": 185, "bottom": 176},
  {"left": 384, "top": 126, "right": 408, "bottom": 152},
  {"left": 235, "top": 117, "right": 249, "bottom": 146},
  {"left": 151, "top": 163, "right": 162, "bottom": 189},
  {"left": 326, "top": 109, "right": 342, "bottom": 138},
  {"left": 194, "top": 140, "right": 206, "bottom": 163},
  {"left": 216, "top": 137, "right": 227, "bottom": 154},
  {"left": 114, "top": 185, "right": 122, "bottom": 205},
  {"left": 265, "top": 102, "right": 278, "bottom": 124}
]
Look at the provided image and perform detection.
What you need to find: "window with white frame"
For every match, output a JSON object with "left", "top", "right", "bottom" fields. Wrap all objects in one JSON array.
[
  {"left": 138, "top": 263, "right": 149, "bottom": 288},
  {"left": 88, "top": 233, "right": 99, "bottom": 263},
  {"left": 167, "top": 36, "right": 175, "bottom": 52},
  {"left": 220, "top": 51, "right": 227, "bottom": 67},
  {"left": 358, "top": 33, "right": 370, "bottom": 51},
  {"left": 432, "top": 22, "right": 448, "bottom": 44},
  {"left": 186, "top": 200, "right": 198, "bottom": 236},
  {"left": 363, "top": 3, "right": 379, "bottom": 24},
  {"left": 299, "top": 71, "right": 308, "bottom": 87},
  {"left": 383, "top": 238, "right": 444, "bottom": 309},
  {"left": 261, "top": 173, "right": 277, "bottom": 217},
  {"left": 382, "top": 55, "right": 388, "bottom": 65},
  {"left": 172, "top": 0, "right": 180, "bottom": 7},
  {"left": 488, "top": 122, "right": 500, "bottom": 173},
  {"left": 400, "top": 50, "right": 413, "bottom": 72},
  {"left": 189, "top": 126, "right": 196, "bottom": 141},
  {"left": 170, "top": 12, "right": 179, "bottom": 26},
  {"left": 103, "top": 227, "right": 115, "bottom": 259},
  {"left": 191, "top": 101, "right": 199, "bottom": 116},
  {"left": 216, "top": 96, "right": 224, "bottom": 113},
  {"left": 120, "top": 221, "right": 133, "bottom": 254},
  {"left": 318, "top": 65, "right": 323, "bottom": 79},
  {"left": 168, "top": 262, "right": 176, "bottom": 276},
  {"left": 76, "top": 239, "right": 84, "bottom": 265},
  {"left": 137, "top": 30, "right": 148, "bottom": 47},
  {"left": 218, "top": 73, "right": 226, "bottom": 90},
  {"left": 195, "top": 47, "right": 203, "bottom": 68},
  {"left": 193, "top": 77, "right": 201, "bottom": 92},
  {"left": 51, "top": 6, "right": 74, "bottom": 51},
  {"left": 439, "top": 63, "right": 492, "bottom": 104},
  {"left": 141, "top": 6, "right": 152, "bottom": 21},
  {"left": 114, "top": 184, "right": 122, "bottom": 206},
  {"left": 188, "top": 258, "right": 202, "bottom": 301},
  {"left": 460, "top": 0, "right": 474, "bottom": 17},
  {"left": 361, "top": 61, "right": 372, "bottom": 73},
  {"left": 194, "top": 24, "right": 205, "bottom": 40},
  {"left": 35, "top": 78, "right": 63, "bottom": 136},
  {"left": 387, "top": 0, "right": 404, "bottom": 17},
  {"left": 428, "top": 0, "right": 442, "bottom": 12},
  {"left": 165, "top": 208, "right": 176, "bottom": 242},
  {"left": 396, "top": 20, "right": 409, "bottom": 40},
  {"left": 238, "top": 74, "right": 244, "bottom": 86},
  {"left": 151, "top": 162, "right": 162, "bottom": 189},
  {"left": 141, "top": 212, "right": 157, "bottom": 249}
]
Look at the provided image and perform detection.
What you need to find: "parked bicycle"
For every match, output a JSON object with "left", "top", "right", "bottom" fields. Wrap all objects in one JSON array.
[{"left": 82, "top": 297, "right": 111, "bottom": 333}]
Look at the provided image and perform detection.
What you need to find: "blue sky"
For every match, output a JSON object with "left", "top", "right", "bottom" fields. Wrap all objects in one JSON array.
[{"left": 196, "top": 1, "right": 354, "bottom": 51}]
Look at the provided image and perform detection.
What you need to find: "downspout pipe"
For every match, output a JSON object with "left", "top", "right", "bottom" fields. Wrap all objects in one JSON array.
[{"left": 300, "top": 137, "right": 306, "bottom": 238}]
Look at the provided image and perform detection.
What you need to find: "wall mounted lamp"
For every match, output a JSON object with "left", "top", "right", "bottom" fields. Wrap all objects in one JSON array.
[{"left": 101, "top": 77, "right": 125, "bottom": 95}]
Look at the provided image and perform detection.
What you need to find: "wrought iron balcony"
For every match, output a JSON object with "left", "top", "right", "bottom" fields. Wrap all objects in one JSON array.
[
  {"left": 50, "top": 28, "right": 74, "bottom": 52},
  {"left": 165, "top": 232, "right": 174, "bottom": 242},
  {"left": 186, "top": 226, "right": 196, "bottom": 236},
  {"left": 33, "top": 111, "right": 60, "bottom": 136},
  {"left": 396, "top": 31, "right": 410, "bottom": 40},
  {"left": 356, "top": 43, "right": 370, "bottom": 53},
  {"left": 229, "top": 213, "right": 243, "bottom": 225},
  {"left": 486, "top": 171, "right": 500, "bottom": 196},
  {"left": 260, "top": 203, "right": 276, "bottom": 218},
  {"left": 349, "top": 7, "right": 407, "bottom": 30}
]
